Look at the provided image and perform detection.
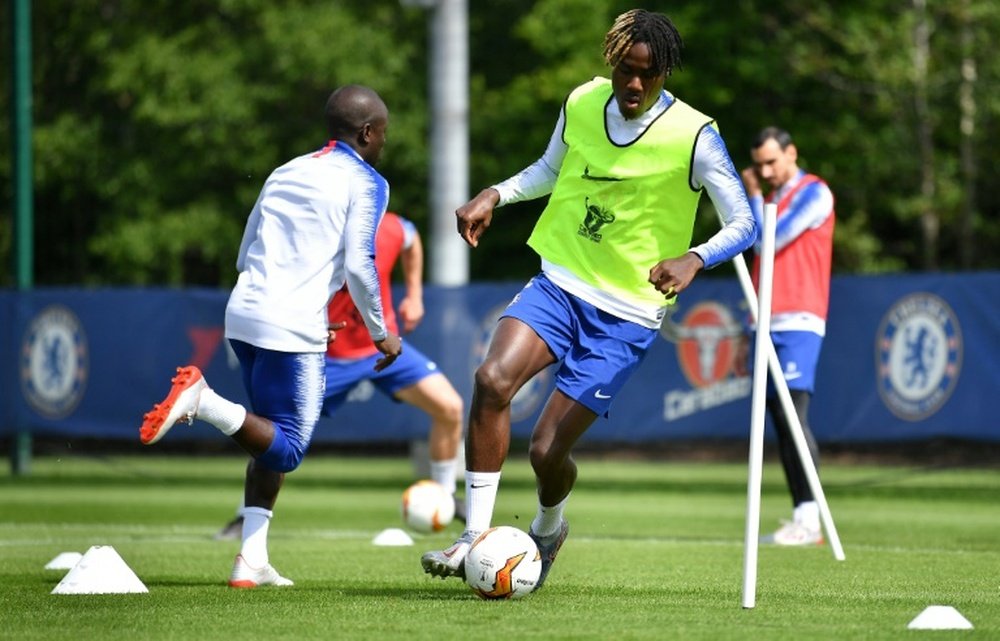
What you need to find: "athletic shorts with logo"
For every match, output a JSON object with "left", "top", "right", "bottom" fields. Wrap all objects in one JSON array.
[
  {"left": 322, "top": 340, "right": 441, "bottom": 415},
  {"left": 757, "top": 330, "right": 823, "bottom": 394},
  {"left": 502, "top": 273, "right": 658, "bottom": 417}
]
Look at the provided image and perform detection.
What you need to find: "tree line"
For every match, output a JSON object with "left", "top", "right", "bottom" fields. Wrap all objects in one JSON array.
[{"left": 1, "top": 0, "right": 998, "bottom": 287}]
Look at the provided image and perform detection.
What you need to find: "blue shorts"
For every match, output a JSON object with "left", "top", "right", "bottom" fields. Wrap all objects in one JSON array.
[
  {"left": 502, "top": 273, "right": 658, "bottom": 416},
  {"left": 229, "top": 339, "right": 324, "bottom": 472},
  {"left": 768, "top": 330, "right": 824, "bottom": 394},
  {"left": 322, "top": 341, "right": 439, "bottom": 415}
]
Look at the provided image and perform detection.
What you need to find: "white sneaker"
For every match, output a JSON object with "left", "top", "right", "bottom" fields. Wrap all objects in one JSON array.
[
  {"left": 228, "top": 554, "right": 294, "bottom": 588},
  {"left": 762, "top": 520, "right": 824, "bottom": 546},
  {"left": 140, "top": 366, "right": 207, "bottom": 445},
  {"left": 421, "top": 531, "right": 477, "bottom": 580}
]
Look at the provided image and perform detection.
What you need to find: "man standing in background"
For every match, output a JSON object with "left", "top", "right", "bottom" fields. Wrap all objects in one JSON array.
[{"left": 738, "top": 126, "right": 835, "bottom": 546}]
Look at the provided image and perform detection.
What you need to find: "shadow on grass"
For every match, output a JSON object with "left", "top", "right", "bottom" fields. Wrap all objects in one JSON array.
[
  {"left": 139, "top": 579, "right": 229, "bottom": 588},
  {"left": 317, "top": 586, "right": 474, "bottom": 601}
]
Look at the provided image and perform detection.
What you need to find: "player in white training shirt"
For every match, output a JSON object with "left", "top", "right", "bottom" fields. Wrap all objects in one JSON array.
[{"left": 140, "top": 85, "right": 402, "bottom": 588}]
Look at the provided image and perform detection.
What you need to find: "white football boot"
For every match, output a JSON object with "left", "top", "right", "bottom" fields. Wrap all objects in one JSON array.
[
  {"left": 761, "top": 520, "right": 824, "bottom": 546},
  {"left": 228, "top": 554, "right": 294, "bottom": 588}
]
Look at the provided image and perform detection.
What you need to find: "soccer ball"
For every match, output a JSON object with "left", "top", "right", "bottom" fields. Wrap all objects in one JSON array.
[
  {"left": 401, "top": 480, "right": 454, "bottom": 533},
  {"left": 465, "top": 526, "right": 541, "bottom": 599}
]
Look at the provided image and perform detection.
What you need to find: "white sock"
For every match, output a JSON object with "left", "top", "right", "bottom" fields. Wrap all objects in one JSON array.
[
  {"left": 240, "top": 506, "right": 272, "bottom": 567},
  {"left": 196, "top": 387, "right": 246, "bottom": 436},
  {"left": 794, "top": 501, "right": 820, "bottom": 531},
  {"left": 430, "top": 458, "right": 458, "bottom": 496},
  {"left": 464, "top": 471, "right": 501, "bottom": 536},
  {"left": 531, "top": 494, "right": 570, "bottom": 538}
]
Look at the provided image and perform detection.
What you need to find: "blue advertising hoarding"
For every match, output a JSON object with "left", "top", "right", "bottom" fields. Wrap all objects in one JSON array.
[{"left": 2, "top": 272, "right": 997, "bottom": 445}]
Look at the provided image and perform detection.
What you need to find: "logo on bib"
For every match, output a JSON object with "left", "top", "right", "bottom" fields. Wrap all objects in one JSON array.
[{"left": 578, "top": 197, "right": 616, "bottom": 243}]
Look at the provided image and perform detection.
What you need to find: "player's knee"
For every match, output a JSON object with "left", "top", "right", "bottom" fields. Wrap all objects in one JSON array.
[
  {"left": 474, "top": 361, "right": 517, "bottom": 405},
  {"left": 423, "top": 377, "right": 464, "bottom": 424},
  {"left": 439, "top": 393, "right": 464, "bottom": 431},
  {"left": 528, "top": 444, "right": 546, "bottom": 474},
  {"left": 528, "top": 441, "right": 565, "bottom": 477}
]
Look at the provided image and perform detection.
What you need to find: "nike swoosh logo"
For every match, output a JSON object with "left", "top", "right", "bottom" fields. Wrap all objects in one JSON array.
[
  {"left": 594, "top": 390, "right": 611, "bottom": 399},
  {"left": 581, "top": 166, "right": 623, "bottom": 182},
  {"left": 470, "top": 483, "right": 492, "bottom": 489}
]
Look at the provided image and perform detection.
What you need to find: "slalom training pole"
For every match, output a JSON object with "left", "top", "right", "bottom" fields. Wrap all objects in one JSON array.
[
  {"left": 728, "top": 232, "right": 846, "bottom": 563},
  {"left": 742, "top": 202, "right": 776, "bottom": 609}
]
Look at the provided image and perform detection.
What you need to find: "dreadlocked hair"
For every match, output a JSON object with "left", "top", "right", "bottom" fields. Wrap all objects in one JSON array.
[{"left": 602, "top": 9, "right": 683, "bottom": 76}]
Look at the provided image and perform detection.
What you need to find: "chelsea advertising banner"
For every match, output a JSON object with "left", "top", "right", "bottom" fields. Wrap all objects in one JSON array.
[{"left": 2, "top": 273, "right": 997, "bottom": 445}]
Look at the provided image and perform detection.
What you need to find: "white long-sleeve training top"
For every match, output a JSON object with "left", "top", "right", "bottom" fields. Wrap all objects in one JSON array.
[
  {"left": 225, "top": 141, "right": 389, "bottom": 352},
  {"left": 493, "top": 89, "right": 756, "bottom": 327}
]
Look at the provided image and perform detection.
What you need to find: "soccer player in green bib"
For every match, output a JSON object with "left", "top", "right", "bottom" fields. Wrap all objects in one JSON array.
[{"left": 422, "top": 9, "right": 757, "bottom": 589}]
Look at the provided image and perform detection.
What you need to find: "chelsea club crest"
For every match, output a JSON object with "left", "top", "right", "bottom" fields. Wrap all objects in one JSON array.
[
  {"left": 20, "top": 305, "right": 89, "bottom": 419},
  {"left": 876, "top": 293, "right": 961, "bottom": 421}
]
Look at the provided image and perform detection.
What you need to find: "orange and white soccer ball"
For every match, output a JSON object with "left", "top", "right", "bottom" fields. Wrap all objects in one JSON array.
[
  {"left": 465, "top": 526, "right": 541, "bottom": 599},
  {"left": 401, "top": 480, "right": 454, "bottom": 533}
]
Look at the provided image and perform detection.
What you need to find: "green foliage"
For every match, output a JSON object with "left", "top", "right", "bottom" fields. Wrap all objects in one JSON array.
[
  {"left": 2, "top": 1, "right": 999, "bottom": 285},
  {"left": 3, "top": 0, "right": 428, "bottom": 286},
  {"left": 1, "top": 455, "right": 998, "bottom": 639}
]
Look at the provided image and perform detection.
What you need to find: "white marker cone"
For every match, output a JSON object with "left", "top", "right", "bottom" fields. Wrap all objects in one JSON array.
[
  {"left": 372, "top": 528, "right": 414, "bottom": 546},
  {"left": 907, "top": 605, "right": 974, "bottom": 630},
  {"left": 45, "top": 551, "right": 83, "bottom": 570},
  {"left": 51, "top": 545, "right": 148, "bottom": 594}
]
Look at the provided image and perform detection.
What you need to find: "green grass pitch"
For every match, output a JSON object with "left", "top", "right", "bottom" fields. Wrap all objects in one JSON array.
[{"left": 1, "top": 453, "right": 997, "bottom": 640}]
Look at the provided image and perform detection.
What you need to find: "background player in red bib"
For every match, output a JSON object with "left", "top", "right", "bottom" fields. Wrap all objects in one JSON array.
[
  {"left": 738, "top": 126, "right": 835, "bottom": 546},
  {"left": 325, "top": 211, "right": 464, "bottom": 514}
]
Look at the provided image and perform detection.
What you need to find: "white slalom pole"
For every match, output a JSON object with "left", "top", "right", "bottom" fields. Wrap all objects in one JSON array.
[
  {"left": 729, "top": 240, "right": 846, "bottom": 563},
  {"left": 742, "top": 203, "right": 775, "bottom": 609}
]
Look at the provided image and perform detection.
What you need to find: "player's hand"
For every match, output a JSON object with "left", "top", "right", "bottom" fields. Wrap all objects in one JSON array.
[
  {"left": 373, "top": 333, "right": 402, "bottom": 372},
  {"left": 327, "top": 321, "right": 347, "bottom": 344},
  {"left": 648, "top": 252, "right": 704, "bottom": 299},
  {"left": 741, "top": 166, "right": 762, "bottom": 198},
  {"left": 456, "top": 188, "right": 499, "bottom": 248},
  {"left": 733, "top": 333, "right": 751, "bottom": 377},
  {"left": 397, "top": 296, "right": 424, "bottom": 334}
]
